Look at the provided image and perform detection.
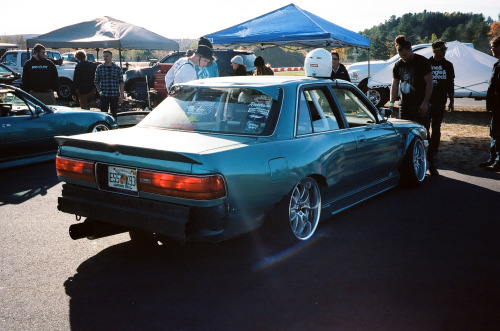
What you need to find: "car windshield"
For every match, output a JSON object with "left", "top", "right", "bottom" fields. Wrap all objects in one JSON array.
[{"left": 139, "top": 86, "right": 282, "bottom": 136}]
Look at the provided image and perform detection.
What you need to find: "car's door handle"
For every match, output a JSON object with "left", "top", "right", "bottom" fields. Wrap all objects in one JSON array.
[{"left": 357, "top": 135, "right": 366, "bottom": 143}]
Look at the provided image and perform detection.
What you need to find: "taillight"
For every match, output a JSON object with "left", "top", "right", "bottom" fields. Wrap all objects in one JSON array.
[
  {"left": 56, "top": 156, "right": 95, "bottom": 183},
  {"left": 138, "top": 170, "right": 225, "bottom": 200}
]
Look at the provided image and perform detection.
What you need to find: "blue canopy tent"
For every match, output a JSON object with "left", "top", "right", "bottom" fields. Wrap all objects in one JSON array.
[{"left": 204, "top": 3, "right": 370, "bottom": 49}]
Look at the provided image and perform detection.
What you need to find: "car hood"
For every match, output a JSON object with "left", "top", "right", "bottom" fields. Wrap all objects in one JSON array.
[{"left": 57, "top": 126, "right": 257, "bottom": 156}]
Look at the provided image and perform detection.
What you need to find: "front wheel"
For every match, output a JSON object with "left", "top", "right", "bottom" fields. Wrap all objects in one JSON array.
[
  {"left": 400, "top": 138, "right": 427, "bottom": 186},
  {"left": 88, "top": 121, "right": 111, "bottom": 133},
  {"left": 287, "top": 177, "right": 322, "bottom": 241},
  {"left": 367, "top": 88, "right": 389, "bottom": 108}
]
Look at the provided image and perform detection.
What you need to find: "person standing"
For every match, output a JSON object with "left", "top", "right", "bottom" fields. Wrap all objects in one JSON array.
[
  {"left": 22, "top": 44, "right": 59, "bottom": 105},
  {"left": 165, "top": 43, "right": 214, "bottom": 92},
  {"left": 94, "top": 50, "right": 124, "bottom": 117},
  {"left": 330, "top": 51, "right": 350, "bottom": 81},
  {"left": 73, "top": 50, "right": 97, "bottom": 109},
  {"left": 480, "top": 36, "right": 500, "bottom": 172},
  {"left": 389, "top": 35, "right": 433, "bottom": 126},
  {"left": 426, "top": 40, "right": 455, "bottom": 176},
  {"left": 253, "top": 56, "right": 274, "bottom": 76}
]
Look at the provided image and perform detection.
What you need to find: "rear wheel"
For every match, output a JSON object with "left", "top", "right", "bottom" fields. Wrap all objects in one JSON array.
[
  {"left": 400, "top": 138, "right": 427, "bottom": 185},
  {"left": 57, "top": 78, "right": 74, "bottom": 101},
  {"left": 286, "top": 177, "right": 321, "bottom": 241}
]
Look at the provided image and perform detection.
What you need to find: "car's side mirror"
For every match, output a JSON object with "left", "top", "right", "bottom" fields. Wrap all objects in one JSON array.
[{"left": 34, "top": 106, "right": 43, "bottom": 116}]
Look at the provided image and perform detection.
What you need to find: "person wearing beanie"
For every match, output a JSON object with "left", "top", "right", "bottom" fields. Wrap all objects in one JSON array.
[
  {"left": 231, "top": 55, "right": 247, "bottom": 76},
  {"left": 253, "top": 56, "right": 274, "bottom": 76},
  {"left": 196, "top": 36, "right": 219, "bottom": 79},
  {"left": 165, "top": 40, "right": 214, "bottom": 92}
]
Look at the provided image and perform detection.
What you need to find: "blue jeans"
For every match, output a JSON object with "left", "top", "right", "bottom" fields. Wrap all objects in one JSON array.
[
  {"left": 100, "top": 95, "right": 119, "bottom": 117},
  {"left": 489, "top": 137, "right": 500, "bottom": 163}
]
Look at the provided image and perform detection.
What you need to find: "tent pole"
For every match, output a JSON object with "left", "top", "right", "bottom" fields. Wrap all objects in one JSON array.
[{"left": 367, "top": 48, "right": 371, "bottom": 79}]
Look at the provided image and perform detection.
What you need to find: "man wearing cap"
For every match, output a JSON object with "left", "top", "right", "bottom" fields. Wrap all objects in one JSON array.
[
  {"left": 196, "top": 37, "right": 219, "bottom": 79},
  {"left": 427, "top": 40, "right": 455, "bottom": 176},
  {"left": 165, "top": 42, "right": 214, "bottom": 92}
]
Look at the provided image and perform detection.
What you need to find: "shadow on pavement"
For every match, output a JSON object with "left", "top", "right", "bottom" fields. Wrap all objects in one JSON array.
[
  {"left": 0, "top": 161, "right": 59, "bottom": 205},
  {"left": 64, "top": 173, "right": 500, "bottom": 330}
]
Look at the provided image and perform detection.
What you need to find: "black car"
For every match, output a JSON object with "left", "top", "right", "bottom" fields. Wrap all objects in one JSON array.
[
  {"left": 123, "top": 49, "right": 255, "bottom": 98},
  {"left": 0, "top": 63, "right": 21, "bottom": 86}
]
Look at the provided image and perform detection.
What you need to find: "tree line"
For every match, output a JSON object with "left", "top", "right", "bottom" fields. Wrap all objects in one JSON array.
[
  {"left": 349, "top": 11, "right": 500, "bottom": 62},
  {"left": 2, "top": 11, "right": 499, "bottom": 65}
]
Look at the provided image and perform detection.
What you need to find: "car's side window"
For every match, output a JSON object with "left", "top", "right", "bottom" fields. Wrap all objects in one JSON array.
[
  {"left": 297, "top": 87, "right": 340, "bottom": 135},
  {"left": 332, "top": 88, "right": 377, "bottom": 127}
]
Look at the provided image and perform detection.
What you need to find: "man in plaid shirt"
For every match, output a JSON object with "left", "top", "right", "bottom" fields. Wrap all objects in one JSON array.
[{"left": 94, "top": 49, "right": 124, "bottom": 117}]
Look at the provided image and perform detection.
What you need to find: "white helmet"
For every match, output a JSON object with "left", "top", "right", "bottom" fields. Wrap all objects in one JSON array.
[{"left": 305, "top": 48, "right": 332, "bottom": 78}]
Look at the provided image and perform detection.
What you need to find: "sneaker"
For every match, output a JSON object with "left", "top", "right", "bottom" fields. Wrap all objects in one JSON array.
[
  {"left": 486, "top": 163, "right": 500, "bottom": 172},
  {"left": 429, "top": 164, "right": 439, "bottom": 176},
  {"left": 479, "top": 160, "right": 495, "bottom": 168}
]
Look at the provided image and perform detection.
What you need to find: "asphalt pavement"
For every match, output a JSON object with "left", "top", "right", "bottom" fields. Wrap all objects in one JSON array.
[{"left": 0, "top": 162, "right": 499, "bottom": 330}]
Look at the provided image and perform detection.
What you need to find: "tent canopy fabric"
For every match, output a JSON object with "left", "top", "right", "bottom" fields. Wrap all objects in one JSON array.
[
  {"left": 27, "top": 16, "right": 179, "bottom": 51},
  {"left": 367, "top": 41, "right": 497, "bottom": 98},
  {"left": 204, "top": 3, "right": 370, "bottom": 49}
]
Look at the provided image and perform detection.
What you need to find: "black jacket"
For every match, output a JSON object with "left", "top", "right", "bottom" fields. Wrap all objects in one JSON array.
[
  {"left": 22, "top": 57, "right": 59, "bottom": 92},
  {"left": 330, "top": 63, "right": 351, "bottom": 82},
  {"left": 74, "top": 61, "right": 97, "bottom": 94}
]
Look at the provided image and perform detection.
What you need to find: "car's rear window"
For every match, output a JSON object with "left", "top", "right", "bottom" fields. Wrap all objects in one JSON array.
[{"left": 139, "top": 86, "right": 282, "bottom": 136}]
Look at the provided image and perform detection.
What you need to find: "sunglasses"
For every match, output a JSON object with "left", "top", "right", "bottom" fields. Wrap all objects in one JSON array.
[{"left": 434, "top": 47, "right": 447, "bottom": 51}]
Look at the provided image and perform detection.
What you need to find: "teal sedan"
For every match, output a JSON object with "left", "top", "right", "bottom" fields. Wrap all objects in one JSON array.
[
  {"left": 55, "top": 76, "right": 428, "bottom": 245},
  {"left": 0, "top": 84, "right": 118, "bottom": 169}
]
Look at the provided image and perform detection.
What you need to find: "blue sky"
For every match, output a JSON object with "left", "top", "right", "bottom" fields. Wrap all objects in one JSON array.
[{"left": 2, "top": 0, "right": 499, "bottom": 38}]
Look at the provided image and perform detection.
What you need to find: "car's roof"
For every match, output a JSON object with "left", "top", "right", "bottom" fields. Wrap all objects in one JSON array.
[{"left": 187, "top": 75, "right": 336, "bottom": 87}]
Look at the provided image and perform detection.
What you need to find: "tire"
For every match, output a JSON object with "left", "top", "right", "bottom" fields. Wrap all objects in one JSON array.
[
  {"left": 88, "top": 121, "right": 111, "bottom": 133},
  {"left": 400, "top": 138, "right": 427, "bottom": 186},
  {"left": 367, "top": 87, "right": 389, "bottom": 108},
  {"left": 57, "top": 78, "right": 74, "bottom": 101},
  {"left": 285, "top": 177, "right": 322, "bottom": 241}
]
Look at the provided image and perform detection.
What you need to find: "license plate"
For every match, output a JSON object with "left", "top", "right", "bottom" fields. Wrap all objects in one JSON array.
[{"left": 108, "top": 166, "right": 137, "bottom": 192}]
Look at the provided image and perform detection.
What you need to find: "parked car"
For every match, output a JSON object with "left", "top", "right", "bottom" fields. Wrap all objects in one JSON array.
[
  {"left": 56, "top": 73, "right": 428, "bottom": 246},
  {"left": 0, "top": 84, "right": 118, "bottom": 169},
  {"left": 0, "top": 63, "right": 21, "bottom": 86},
  {"left": 123, "top": 49, "right": 255, "bottom": 99}
]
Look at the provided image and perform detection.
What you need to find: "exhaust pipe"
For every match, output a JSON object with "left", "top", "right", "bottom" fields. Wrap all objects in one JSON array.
[{"left": 69, "top": 219, "right": 128, "bottom": 240}]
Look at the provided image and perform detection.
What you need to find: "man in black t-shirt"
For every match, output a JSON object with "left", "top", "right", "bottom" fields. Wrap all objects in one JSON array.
[
  {"left": 426, "top": 40, "right": 455, "bottom": 176},
  {"left": 390, "top": 35, "right": 433, "bottom": 126}
]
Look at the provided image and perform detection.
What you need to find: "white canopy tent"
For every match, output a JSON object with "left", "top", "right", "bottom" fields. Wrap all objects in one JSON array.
[
  {"left": 27, "top": 16, "right": 179, "bottom": 50},
  {"left": 367, "top": 41, "right": 497, "bottom": 98},
  {"left": 26, "top": 16, "right": 179, "bottom": 65}
]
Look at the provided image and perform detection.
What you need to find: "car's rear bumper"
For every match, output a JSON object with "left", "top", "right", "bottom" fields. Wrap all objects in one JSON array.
[{"left": 58, "top": 184, "right": 228, "bottom": 242}]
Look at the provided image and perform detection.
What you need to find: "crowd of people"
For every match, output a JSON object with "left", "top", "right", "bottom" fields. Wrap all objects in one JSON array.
[{"left": 19, "top": 34, "right": 500, "bottom": 174}]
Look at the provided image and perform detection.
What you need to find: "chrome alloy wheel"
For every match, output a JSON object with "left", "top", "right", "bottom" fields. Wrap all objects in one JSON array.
[
  {"left": 288, "top": 177, "right": 321, "bottom": 240},
  {"left": 412, "top": 139, "right": 427, "bottom": 183}
]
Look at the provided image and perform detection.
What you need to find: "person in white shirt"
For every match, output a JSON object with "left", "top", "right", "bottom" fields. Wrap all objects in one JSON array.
[{"left": 165, "top": 44, "right": 214, "bottom": 92}]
